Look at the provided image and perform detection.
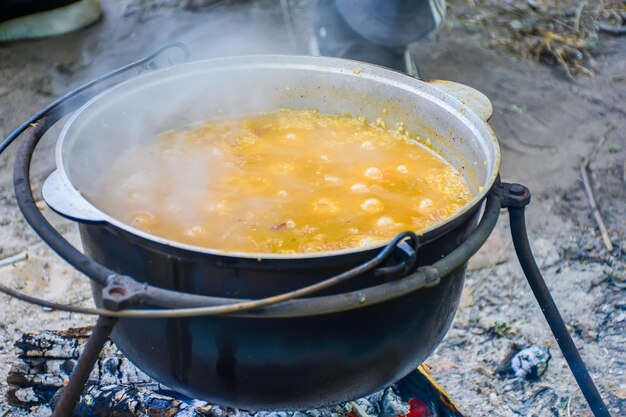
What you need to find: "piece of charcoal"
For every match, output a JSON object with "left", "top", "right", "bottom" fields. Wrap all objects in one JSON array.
[{"left": 498, "top": 344, "right": 551, "bottom": 381}]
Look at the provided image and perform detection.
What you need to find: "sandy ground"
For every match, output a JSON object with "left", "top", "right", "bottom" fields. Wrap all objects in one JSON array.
[{"left": 0, "top": 1, "right": 625, "bottom": 416}]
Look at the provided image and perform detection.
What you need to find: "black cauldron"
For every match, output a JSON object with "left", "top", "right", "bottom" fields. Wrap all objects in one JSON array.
[{"left": 41, "top": 55, "right": 499, "bottom": 409}]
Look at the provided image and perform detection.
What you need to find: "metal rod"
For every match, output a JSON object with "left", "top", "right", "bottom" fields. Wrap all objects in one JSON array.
[
  {"left": 508, "top": 206, "right": 612, "bottom": 417},
  {"left": 51, "top": 316, "right": 117, "bottom": 417}
]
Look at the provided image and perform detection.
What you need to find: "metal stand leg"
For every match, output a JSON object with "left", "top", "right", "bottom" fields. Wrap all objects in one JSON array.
[
  {"left": 51, "top": 316, "right": 117, "bottom": 417},
  {"left": 500, "top": 183, "right": 612, "bottom": 417}
]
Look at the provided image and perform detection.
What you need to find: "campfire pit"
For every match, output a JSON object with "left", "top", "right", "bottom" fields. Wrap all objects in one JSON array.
[
  {"left": 0, "top": 44, "right": 612, "bottom": 417},
  {"left": 5, "top": 327, "right": 465, "bottom": 417}
]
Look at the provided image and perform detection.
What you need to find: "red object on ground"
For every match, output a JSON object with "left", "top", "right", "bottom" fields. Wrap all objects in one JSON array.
[
  {"left": 405, "top": 397, "right": 432, "bottom": 417},
  {"left": 345, "top": 396, "right": 433, "bottom": 417}
]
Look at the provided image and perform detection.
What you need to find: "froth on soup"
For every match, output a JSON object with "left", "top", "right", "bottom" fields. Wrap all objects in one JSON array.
[{"left": 88, "top": 110, "right": 473, "bottom": 254}]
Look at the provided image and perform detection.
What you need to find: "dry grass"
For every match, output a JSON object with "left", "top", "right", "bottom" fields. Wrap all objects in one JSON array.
[{"left": 445, "top": 0, "right": 626, "bottom": 78}]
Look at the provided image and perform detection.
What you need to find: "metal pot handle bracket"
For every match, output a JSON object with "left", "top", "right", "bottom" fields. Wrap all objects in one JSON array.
[
  {"left": 42, "top": 170, "right": 106, "bottom": 222},
  {"left": 425, "top": 79, "right": 493, "bottom": 121},
  {"left": 0, "top": 46, "right": 612, "bottom": 417}
]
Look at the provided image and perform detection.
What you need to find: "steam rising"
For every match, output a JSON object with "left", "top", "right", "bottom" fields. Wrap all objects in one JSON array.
[
  {"left": 48, "top": 2, "right": 493, "bottom": 256},
  {"left": 58, "top": 1, "right": 307, "bottom": 195}
]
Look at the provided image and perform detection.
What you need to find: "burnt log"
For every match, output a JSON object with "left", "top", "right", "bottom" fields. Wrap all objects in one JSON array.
[{"left": 4, "top": 326, "right": 196, "bottom": 416}]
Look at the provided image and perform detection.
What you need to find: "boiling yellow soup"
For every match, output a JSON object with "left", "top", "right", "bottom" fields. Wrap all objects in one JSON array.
[{"left": 90, "top": 110, "right": 472, "bottom": 254}]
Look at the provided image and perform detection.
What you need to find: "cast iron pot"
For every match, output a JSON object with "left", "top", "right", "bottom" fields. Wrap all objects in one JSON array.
[{"left": 42, "top": 55, "right": 500, "bottom": 410}]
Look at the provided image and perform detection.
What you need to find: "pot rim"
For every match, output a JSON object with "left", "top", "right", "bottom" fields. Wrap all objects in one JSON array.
[{"left": 51, "top": 54, "right": 501, "bottom": 260}]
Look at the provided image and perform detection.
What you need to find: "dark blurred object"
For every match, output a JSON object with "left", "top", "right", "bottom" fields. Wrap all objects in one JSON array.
[
  {"left": 1, "top": 0, "right": 75, "bottom": 22},
  {"left": 311, "top": 0, "right": 446, "bottom": 75}
]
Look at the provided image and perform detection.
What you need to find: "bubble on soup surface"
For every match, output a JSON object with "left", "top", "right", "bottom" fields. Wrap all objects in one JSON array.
[
  {"left": 324, "top": 175, "right": 343, "bottom": 184},
  {"left": 295, "top": 225, "right": 319, "bottom": 236},
  {"left": 351, "top": 183, "right": 370, "bottom": 193},
  {"left": 131, "top": 211, "right": 156, "bottom": 228},
  {"left": 185, "top": 225, "right": 207, "bottom": 237},
  {"left": 166, "top": 204, "right": 182, "bottom": 213},
  {"left": 361, "top": 141, "right": 374, "bottom": 150},
  {"left": 364, "top": 167, "right": 383, "bottom": 180},
  {"left": 313, "top": 198, "right": 340, "bottom": 213},
  {"left": 205, "top": 202, "right": 228, "bottom": 215},
  {"left": 358, "top": 235, "right": 388, "bottom": 247},
  {"left": 275, "top": 163, "right": 295, "bottom": 173},
  {"left": 210, "top": 147, "right": 223, "bottom": 157},
  {"left": 286, "top": 132, "right": 297, "bottom": 140},
  {"left": 360, "top": 198, "right": 384, "bottom": 213},
  {"left": 376, "top": 216, "right": 394, "bottom": 227},
  {"left": 303, "top": 241, "right": 328, "bottom": 252},
  {"left": 417, "top": 198, "right": 433, "bottom": 212},
  {"left": 396, "top": 165, "right": 408, "bottom": 174}
]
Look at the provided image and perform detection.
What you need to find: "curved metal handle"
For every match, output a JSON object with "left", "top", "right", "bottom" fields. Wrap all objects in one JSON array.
[{"left": 99, "top": 232, "right": 420, "bottom": 312}]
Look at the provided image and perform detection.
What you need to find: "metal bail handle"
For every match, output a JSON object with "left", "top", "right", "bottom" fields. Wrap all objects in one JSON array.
[{"left": 97, "top": 231, "right": 420, "bottom": 313}]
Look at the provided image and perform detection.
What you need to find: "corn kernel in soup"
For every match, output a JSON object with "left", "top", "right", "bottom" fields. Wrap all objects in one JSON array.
[{"left": 89, "top": 110, "right": 472, "bottom": 254}]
